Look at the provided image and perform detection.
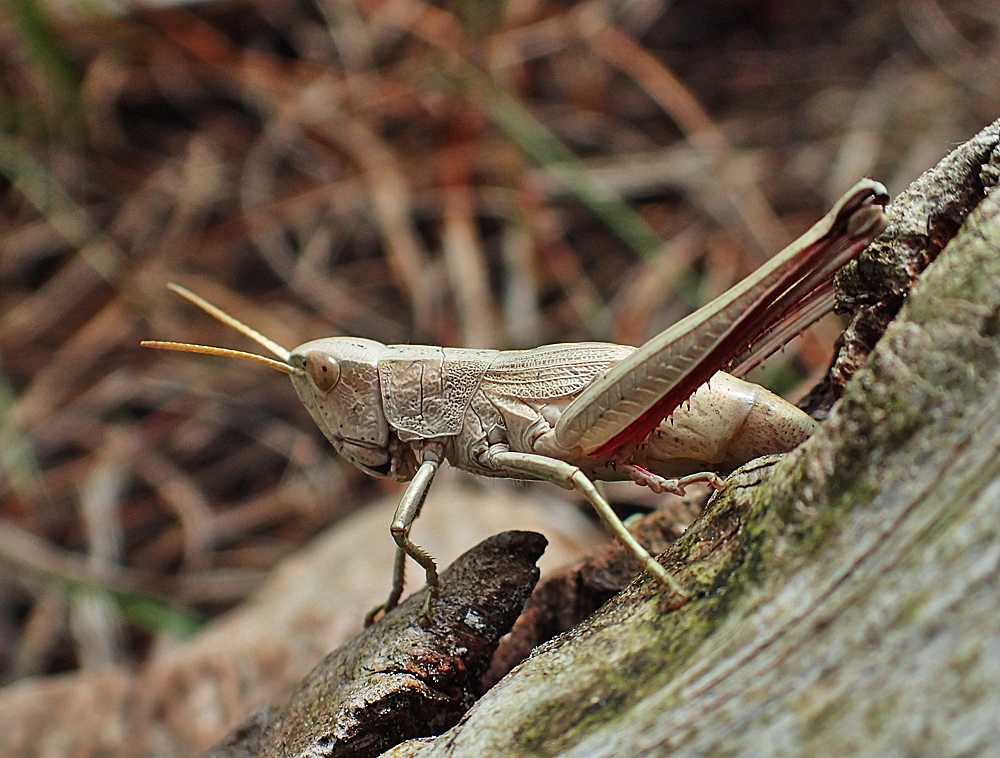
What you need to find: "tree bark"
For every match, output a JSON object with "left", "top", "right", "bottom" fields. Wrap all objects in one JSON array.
[{"left": 373, "top": 121, "right": 1000, "bottom": 757}]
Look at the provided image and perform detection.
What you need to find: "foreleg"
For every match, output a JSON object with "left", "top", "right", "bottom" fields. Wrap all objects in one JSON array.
[{"left": 365, "top": 449, "right": 442, "bottom": 627}]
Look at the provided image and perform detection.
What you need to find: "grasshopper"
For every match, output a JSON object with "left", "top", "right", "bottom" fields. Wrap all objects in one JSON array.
[{"left": 143, "top": 179, "right": 888, "bottom": 623}]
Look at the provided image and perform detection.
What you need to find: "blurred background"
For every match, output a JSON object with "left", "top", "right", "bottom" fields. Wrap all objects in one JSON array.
[{"left": 0, "top": 0, "right": 997, "bottom": 741}]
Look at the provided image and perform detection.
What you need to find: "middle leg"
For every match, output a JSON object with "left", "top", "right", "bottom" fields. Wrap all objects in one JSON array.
[{"left": 481, "top": 447, "right": 689, "bottom": 605}]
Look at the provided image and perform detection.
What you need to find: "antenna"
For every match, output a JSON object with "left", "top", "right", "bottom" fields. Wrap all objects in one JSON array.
[
  {"left": 141, "top": 283, "right": 296, "bottom": 375},
  {"left": 140, "top": 340, "right": 295, "bottom": 375},
  {"left": 164, "top": 283, "right": 291, "bottom": 363}
]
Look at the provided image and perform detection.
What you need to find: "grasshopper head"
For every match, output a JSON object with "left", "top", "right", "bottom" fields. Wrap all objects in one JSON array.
[
  {"left": 142, "top": 284, "right": 392, "bottom": 477},
  {"left": 287, "top": 337, "right": 391, "bottom": 475}
]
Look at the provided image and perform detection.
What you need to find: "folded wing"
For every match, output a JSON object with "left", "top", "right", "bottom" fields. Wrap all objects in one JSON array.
[{"left": 554, "top": 179, "right": 890, "bottom": 458}]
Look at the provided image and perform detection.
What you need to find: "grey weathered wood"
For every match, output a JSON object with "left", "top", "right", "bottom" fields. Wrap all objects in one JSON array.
[{"left": 379, "top": 122, "right": 1000, "bottom": 758}]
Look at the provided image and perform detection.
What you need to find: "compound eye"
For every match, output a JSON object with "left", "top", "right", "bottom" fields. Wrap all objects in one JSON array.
[{"left": 305, "top": 351, "right": 341, "bottom": 394}]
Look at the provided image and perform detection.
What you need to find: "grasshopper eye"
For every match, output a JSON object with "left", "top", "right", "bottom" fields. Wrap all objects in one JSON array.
[{"left": 305, "top": 351, "right": 341, "bottom": 393}]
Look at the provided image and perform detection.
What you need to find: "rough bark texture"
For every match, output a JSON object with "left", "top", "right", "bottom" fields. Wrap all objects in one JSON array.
[
  {"left": 803, "top": 118, "right": 1000, "bottom": 415},
  {"left": 482, "top": 506, "right": 689, "bottom": 690},
  {"left": 202, "top": 531, "right": 547, "bottom": 758},
  {"left": 366, "top": 123, "right": 1000, "bottom": 757}
]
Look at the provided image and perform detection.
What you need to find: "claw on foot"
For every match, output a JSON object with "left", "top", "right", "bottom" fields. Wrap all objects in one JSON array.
[
  {"left": 364, "top": 604, "right": 388, "bottom": 628},
  {"left": 676, "top": 471, "right": 726, "bottom": 493},
  {"left": 645, "top": 558, "right": 690, "bottom": 606},
  {"left": 366, "top": 585, "right": 440, "bottom": 628},
  {"left": 417, "top": 587, "right": 439, "bottom": 629}
]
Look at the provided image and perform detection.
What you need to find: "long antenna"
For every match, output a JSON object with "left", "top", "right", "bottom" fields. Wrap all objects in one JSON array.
[
  {"left": 140, "top": 283, "right": 296, "bottom": 375},
  {"left": 164, "top": 283, "right": 291, "bottom": 363},
  {"left": 140, "top": 340, "right": 295, "bottom": 375}
]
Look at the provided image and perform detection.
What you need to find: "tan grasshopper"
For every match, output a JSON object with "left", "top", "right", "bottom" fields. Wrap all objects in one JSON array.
[{"left": 143, "top": 179, "right": 888, "bottom": 623}]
